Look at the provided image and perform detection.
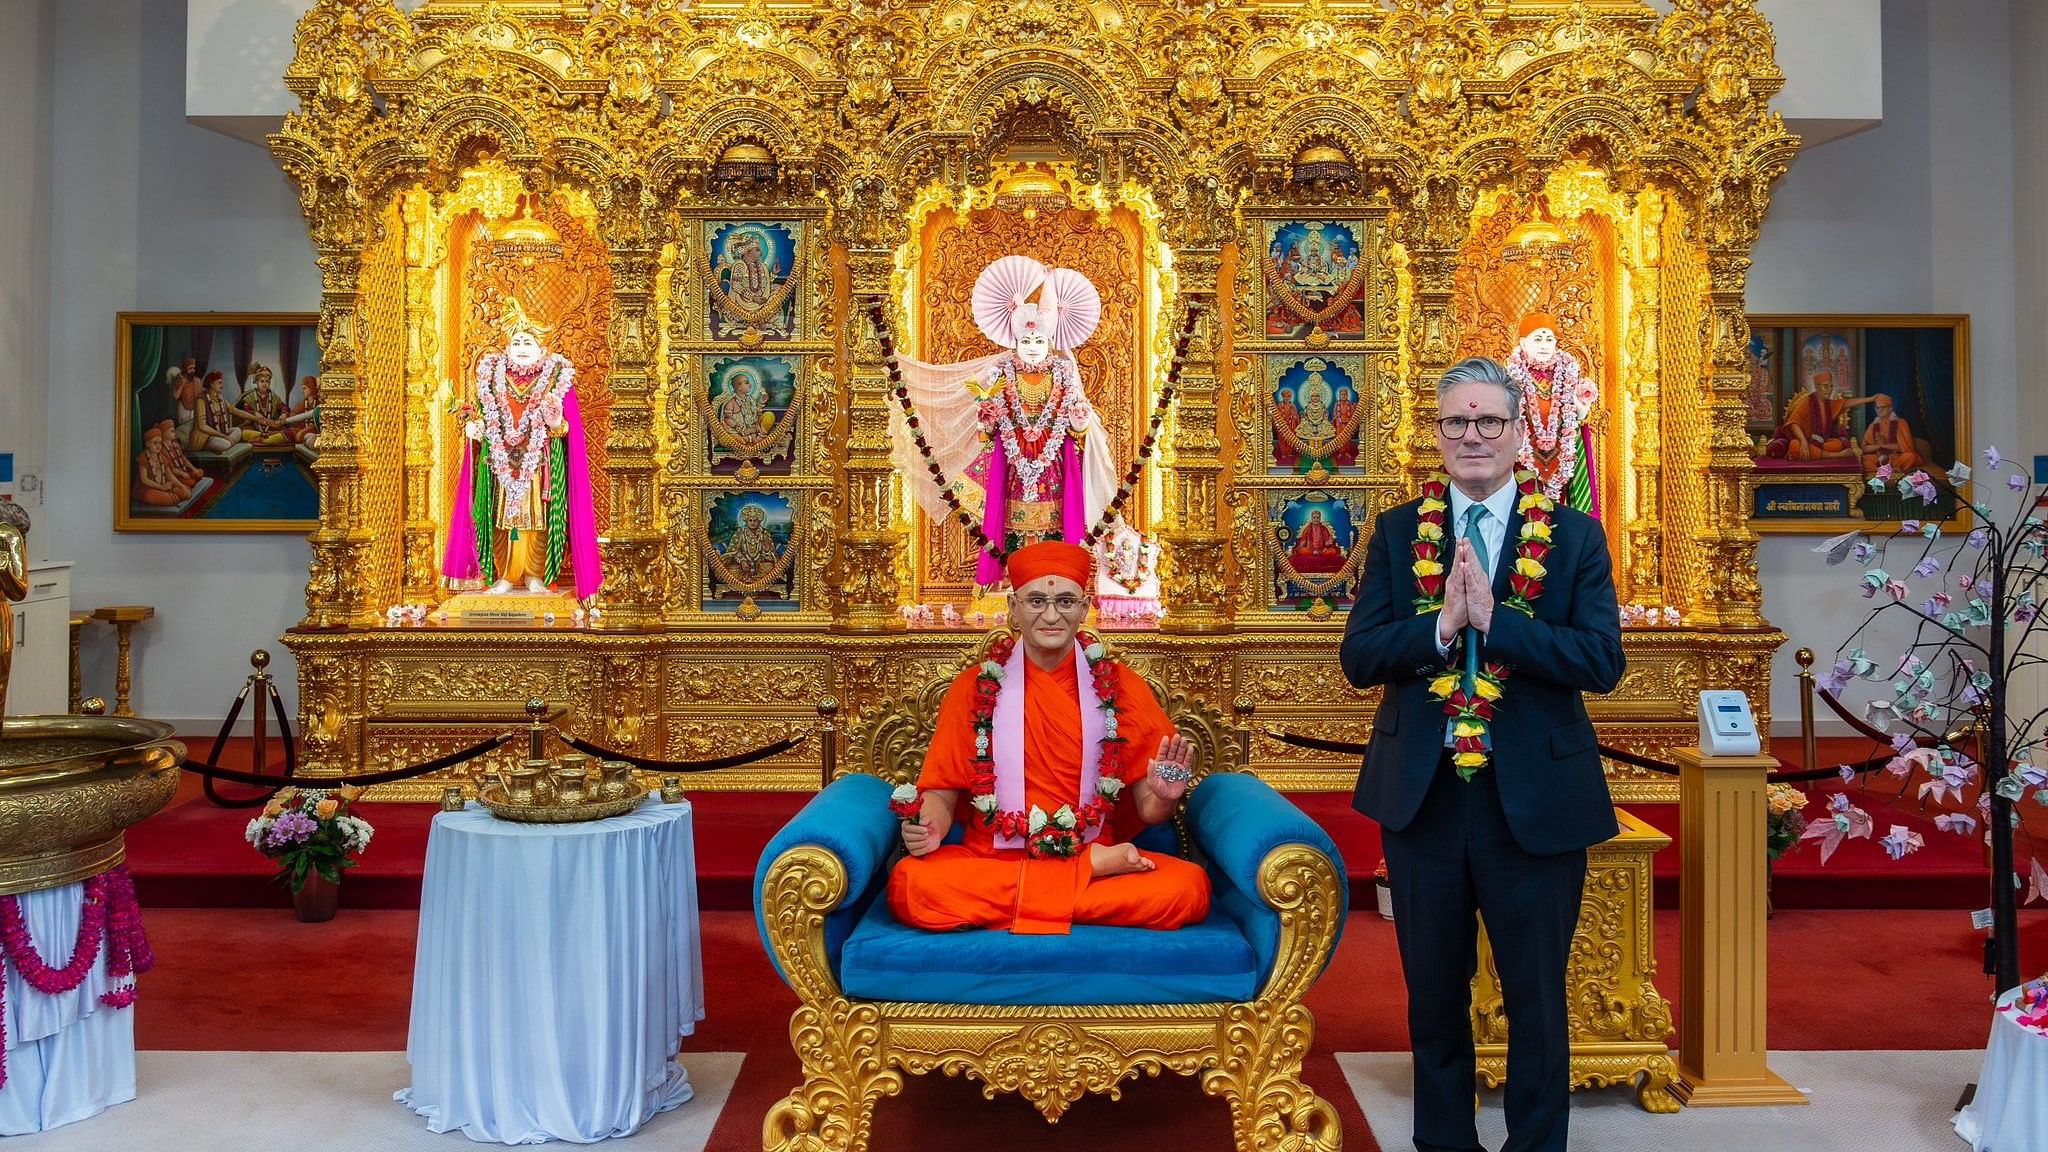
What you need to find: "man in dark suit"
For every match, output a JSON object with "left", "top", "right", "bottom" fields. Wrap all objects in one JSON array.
[{"left": 1340, "top": 357, "right": 1623, "bottom": 1152}]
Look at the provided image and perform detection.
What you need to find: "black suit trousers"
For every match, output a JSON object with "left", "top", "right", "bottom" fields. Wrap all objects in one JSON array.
[{"left": 1383, "top": 757, "right": 1586, "bottom": 1152}]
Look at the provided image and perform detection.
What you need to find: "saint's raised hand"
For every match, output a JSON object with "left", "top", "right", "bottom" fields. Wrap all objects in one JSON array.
[{"left": 1148, "top": 733, "right": 1196, "bottom": 802}]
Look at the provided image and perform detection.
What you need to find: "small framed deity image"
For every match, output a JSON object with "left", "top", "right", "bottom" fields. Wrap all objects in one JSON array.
[
  {"left": 703, "top": 220, "right": 803, "bottom": 344},
  {"left": 701, "top": 489, "right": 800, "bottom": 617},
  {"left": 1743, "top": 314, "right": 1970, "bottom": 533},
  {"left": 1263, "top": 353, "right": 1367, "bottom": 481},
  {"left": 1259, "top": 220, "right": 1367, "bottom": 342},
  {"left": 1266, "top": 489, "right": 1368, "bottom": 620},
  {"left": 701, "top": 353, "right": 802, "bottom": 480},
  {"left": 113, "top": 312, "right": 322, "bottom": 533}
]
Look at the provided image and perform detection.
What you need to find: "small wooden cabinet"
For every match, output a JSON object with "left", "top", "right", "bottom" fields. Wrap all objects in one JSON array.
[{"left": 6, "top": 562, "right": 71, "bottom": 716}]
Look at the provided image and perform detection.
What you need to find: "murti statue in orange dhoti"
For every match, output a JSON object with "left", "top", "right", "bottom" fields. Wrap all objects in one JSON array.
[{"left": 887, "top": 541, "right": 1211, "bottom": 935}]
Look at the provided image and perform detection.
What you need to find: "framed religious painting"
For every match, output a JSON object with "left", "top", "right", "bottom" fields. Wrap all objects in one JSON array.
[
  {"left": 1263, "top": 353, "right": 1366, "bottom": 482},
  {"left": 703, "top": 220, "right": 803, "bottom": 345},
  {"left": 113, "top": 312, "right": 322, "bottom": 533},
  {"left": 701, "top": 353, "right": 802, "bottom": 481},
  {"left": 1742, "top": 314, "right": 1971, "bottom": 533},
  {"left": 700, "top": 489, "right": 800, "bottom": 618},
  {"left": 1259, "top": 220, "right": 1367, "bottom": 344},
  {"left": 1266, "top": 489, "right": 1368, "bottom": 620}
]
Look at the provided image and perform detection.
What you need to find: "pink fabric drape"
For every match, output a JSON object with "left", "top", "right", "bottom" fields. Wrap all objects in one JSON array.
[
  {"left": 439, "top": 385, "right": 604, "bottom": 601},
  {"left": 974, "top": 437, "right": 1084, "bottom": 587}
]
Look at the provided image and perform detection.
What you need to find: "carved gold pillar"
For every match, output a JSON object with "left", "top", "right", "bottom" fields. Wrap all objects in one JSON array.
[
  {"left": 598, "top": 232, "right": 663, "bottom": 630},
  {"left": 400, "top": 191, "right": 441, "bottom": 603},
  {"left": 1402, "top": 239, "right": 1462, "bottom": 491},
  {"left": 1625, "top": 194, "right": 1666, "bottom": 603},
  {"left": 834, "top": 240, "right": 906, "bottom": 634},
  {"left": 1670, "top": 748, "right": 1808, "bottom": 1106},
  {"left": 1693, "top": 249, "right": 1765, "bottom": 628},
  {"left": 1158, "top": 239, "right": 1231, "bottom": 634},
  {"left": 304, "top": 242, "right": 377, "bottom": 629}
]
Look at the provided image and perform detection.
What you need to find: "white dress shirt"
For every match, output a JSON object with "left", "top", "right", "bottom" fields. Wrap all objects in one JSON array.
[{"left": 1437, "top": 477, "right": 1517, "bottom": 748}]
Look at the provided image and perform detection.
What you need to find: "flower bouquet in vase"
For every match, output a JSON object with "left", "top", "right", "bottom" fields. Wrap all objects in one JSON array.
[
  {"left": 244, "top": 786, "right": 374, "bottom": 922},
  {"left": 1764, "top": 783, "right": 1809, "bottom": 917}
]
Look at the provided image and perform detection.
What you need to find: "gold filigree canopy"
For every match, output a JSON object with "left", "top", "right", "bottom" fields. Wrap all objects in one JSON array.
[{"left": 271, "top": 0, "right": 1795, "bottom": 799}]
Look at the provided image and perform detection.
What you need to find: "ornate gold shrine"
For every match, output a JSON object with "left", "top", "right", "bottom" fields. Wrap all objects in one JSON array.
[{"left": 270, "top": 0, "right": 1798, "bottom": 806}]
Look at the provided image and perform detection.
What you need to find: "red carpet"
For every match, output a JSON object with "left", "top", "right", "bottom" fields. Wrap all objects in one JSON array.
[{"left": 129, "top": 905, "right": 2047, "bottom": 1152}]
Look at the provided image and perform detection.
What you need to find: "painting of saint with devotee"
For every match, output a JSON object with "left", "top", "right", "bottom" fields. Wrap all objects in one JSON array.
[
  {"left": 114, "top": 314, "right": 321, "bottom": 532},
  {"left": 703, "top": 354, "right": 800, "bottom": 478},
  {"left": 1746, "top": 316, "right": 1969, "bottom": 531}
]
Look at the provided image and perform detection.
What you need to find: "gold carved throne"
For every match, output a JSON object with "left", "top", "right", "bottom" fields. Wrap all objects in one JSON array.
[{"left": 755, "top": 635, "right": 1349, "bottom": 1152}]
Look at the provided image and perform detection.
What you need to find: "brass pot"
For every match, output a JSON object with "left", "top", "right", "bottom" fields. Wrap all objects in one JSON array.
[
  {"left": 598, "top": 760, "right": 634, "bottom": 802},
  {"left": 0, "top": 715, "right": 184, "bottom": 896}
]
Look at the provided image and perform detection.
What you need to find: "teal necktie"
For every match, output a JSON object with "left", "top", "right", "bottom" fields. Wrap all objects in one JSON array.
[{"left": 1460, "top": 503, "right": 1491, "bottom": 697}]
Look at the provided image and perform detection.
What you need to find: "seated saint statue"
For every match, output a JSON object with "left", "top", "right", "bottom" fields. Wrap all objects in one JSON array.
[
  {"left": 442, "top": 300, "right": 604, "bottom": 602},
  {"left": 230, "top": 365, "right": 290, "bottom": 445},
  {"left": 1506, "top": 313, "right": 1601, "bottom": 516},
  {"left": 1859, "top": 393, "right": 1924, "bottom": 474},
  {"left": 888, "top": 541, "right": 1211, "bottom": 935}
]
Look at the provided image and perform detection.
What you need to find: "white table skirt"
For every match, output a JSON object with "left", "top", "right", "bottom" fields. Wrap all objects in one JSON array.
[
  {"left": 0, "top": 880, "right": 136, "bottom": 1135},
  {"left": 1954, "top": 985, "right": 2048, "bottom": 1151},
  {"left": 398, "top": 798, "right": 704, "bottom": 1145}
]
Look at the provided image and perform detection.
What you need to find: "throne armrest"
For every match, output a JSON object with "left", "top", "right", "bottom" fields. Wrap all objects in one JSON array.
[
  {"left": 754, "top": 773, "right": 900, "bottom": 992},
  {"left": 1184, "top": 773, "right": 1349, "bottom": 1001}
]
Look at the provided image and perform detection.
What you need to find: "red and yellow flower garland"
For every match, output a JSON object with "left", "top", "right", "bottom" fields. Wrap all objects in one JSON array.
[
  {"left": 968, "top": 632, "right": 1129, "bottom": 858},
  {"left": 1412, "top": 470, "right": 1554, "bottom": 777}
]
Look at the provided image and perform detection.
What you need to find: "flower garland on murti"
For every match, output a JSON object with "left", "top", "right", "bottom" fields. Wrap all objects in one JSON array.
[
  {"left": 1413, "top": 470, "right": 1554, "bottom": 777},
  {"left": 968, "top": 632, "right": 1128, "bottom": 858},
  {"left": 975, "top": 353, "right": 1086, "bottom": 502},
  {"left": 0, "top": 866, "right": 154, "bottom": 1089},
  {"left": 1505, "top": 349, "right": 1595, "bottom": 503},
  {"left": 472, "top": 352, "right": 573, "bottom": 527}
]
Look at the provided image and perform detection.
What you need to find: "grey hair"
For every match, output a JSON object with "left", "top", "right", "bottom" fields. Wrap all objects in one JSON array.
[{"left": 1435, "top": 356, "right": 1521, "bottom": 421}]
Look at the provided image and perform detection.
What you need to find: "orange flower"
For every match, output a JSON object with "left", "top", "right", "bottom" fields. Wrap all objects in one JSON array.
[
  {"left": 337, "top": 783, "right": 363, "bottom": 804},
  {"left": 314, "top": 797, "right": 340, "bottom": 820}
]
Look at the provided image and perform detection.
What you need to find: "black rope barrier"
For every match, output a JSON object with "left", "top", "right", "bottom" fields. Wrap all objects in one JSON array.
[
  {"left": 179, "top": 733, "right": 517, "bottom": 790},
  {"left": 555, "top": 732, "right": 809, "bottom": 773},
  {"left": 1264, "top": 728, "right": 1904, "bottom": 785},
  {"left": 199, "top": 689, "right": 263, "bottom": 808}
]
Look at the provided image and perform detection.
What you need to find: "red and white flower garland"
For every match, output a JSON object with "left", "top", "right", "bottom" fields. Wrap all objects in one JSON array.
[
  {"left": 1505, "top": 348, "right": 1595, "bottom": 503},
  {"left": 1411, "top": 470, "right": 1554, "bottom": 777},
  {"left": 976, "top": 353, "right": 1088, "bottom": 502},
  {"left": 472, "top": 351, "right": 573, "bottom": 526},
  {"left": 0, "top": 866, "right": 153, "bottom": 1089},
  {"left": 969, "top": 632, "right": 1128, "bottom": 859}
]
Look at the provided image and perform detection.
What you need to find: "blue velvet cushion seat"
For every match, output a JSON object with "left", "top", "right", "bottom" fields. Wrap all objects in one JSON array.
[{"left": 838, "top": 893, "right": 1262, "bottom": 1005}]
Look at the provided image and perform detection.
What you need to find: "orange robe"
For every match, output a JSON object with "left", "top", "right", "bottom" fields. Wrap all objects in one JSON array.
[{"left": 887, "top": 656, "right": 1212, "bottom": 935}]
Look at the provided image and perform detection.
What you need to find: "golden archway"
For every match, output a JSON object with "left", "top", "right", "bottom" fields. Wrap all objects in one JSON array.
[{"left": 272, "top": 0, "right": 1797, "bottom": 798}]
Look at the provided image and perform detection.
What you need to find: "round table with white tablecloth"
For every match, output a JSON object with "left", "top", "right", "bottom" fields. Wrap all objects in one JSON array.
[
  {"left": 396, "top": 797, "right": 704, "bottom": 1144},
  {"left": 0, "top": 879, "right": 140, "bottom": 1135},
  {"left": 1954, "top": 983, "right": 2048, "bottom": 1152}
]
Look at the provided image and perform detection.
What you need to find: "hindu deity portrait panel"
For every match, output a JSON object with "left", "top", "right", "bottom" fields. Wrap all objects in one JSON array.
[
  {"left": 1263, "top": 353, "right": 1368, "bottom": 482},
  {"left": 1260, "top": 220, "right": 1372, "bottom": 345},
  {"left": 1266, "top": 489, "right": 1369, "bottom": 620},
  {"left": 701, "top": 353, "right": 802, "bottom": 482},
  {"left": 703, "top": 220, "right": 803, "bottom": 345},
  {"left": 701, "top": 489, "right": 801, "bottom": 617}
]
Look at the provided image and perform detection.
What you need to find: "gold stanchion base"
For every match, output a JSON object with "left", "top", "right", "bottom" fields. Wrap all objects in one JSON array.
[{"left": 1670, "top": 1067, "right": 1809, "bottom": 1107}]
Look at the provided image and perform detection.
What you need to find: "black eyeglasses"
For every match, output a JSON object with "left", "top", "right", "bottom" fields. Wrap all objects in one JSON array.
[{"left": 1436, "top": 415, "right": 1512, "bottom": 440}]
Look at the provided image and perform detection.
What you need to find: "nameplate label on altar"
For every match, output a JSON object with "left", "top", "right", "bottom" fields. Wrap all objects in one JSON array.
[{"left": 459, "top": 607, "right": 538, "bottom": 623}]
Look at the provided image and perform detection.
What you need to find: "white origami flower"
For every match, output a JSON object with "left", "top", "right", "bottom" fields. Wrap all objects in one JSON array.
[
  {"left": 1097, "top": 777, "right": 1124, "bottom": 800},
  {"left": 890, "top": 783, "right": 920, "bottom": 806},
  {"left": 1028, "top": 805, "right": 1050, "bottom": 835},
  {"left": 1084, "top": 643, "right": 1107, "bottom": 662},
  {"left": 1051, "top": 805, "right": 1077, "bottom": 831},
  {"left": 972, "top": 793, "right": 1000, "bottom": 816},
  {"left": 980, "top": 660, "right": 1006, "bottom": 678}
]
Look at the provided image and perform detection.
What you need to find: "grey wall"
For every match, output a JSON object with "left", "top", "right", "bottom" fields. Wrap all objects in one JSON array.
[
  {"left": 1748, "top": 0, "right": 2019, "bottom": 730},
  {"left": 43, "top": 0, "right": 316, "bottom": 729}
]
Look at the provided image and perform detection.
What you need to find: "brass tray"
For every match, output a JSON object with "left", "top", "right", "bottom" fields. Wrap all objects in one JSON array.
[{"left": 476, "top": 781, "right": 648, "bottom": 824}]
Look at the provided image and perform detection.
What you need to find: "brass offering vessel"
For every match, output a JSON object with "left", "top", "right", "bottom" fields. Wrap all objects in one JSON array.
[{"left": 474, "top": 700, "right": 646, "bottom": 824}]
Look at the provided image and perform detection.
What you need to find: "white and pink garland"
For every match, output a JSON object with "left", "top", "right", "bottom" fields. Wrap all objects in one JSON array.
[
  {"left": 976, "top": 352, "right": 1088, "bottom": 502},
  {"left": 0, "top": 866, "right": 153, "bottom": 1089},
  {"left": 471, "top": 351, "right": 574, "bottom": 526},
  {"left": 1505, "top": 347, "right": 1596, "bottom": 503}
]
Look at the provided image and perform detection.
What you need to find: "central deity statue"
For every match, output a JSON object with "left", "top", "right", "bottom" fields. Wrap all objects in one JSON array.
[
  {"left": 890, "top": 255, "right": 1127, "bottom": 590},
  {"left": 442, "top": 300, "right": 604, "bottom": 602},
  {"left": 1506, "top": 312, "right": 1601, "bottom": 518}
]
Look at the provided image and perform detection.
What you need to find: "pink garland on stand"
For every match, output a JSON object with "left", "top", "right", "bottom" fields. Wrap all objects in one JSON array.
[{"left": 0, "top": 865, "right": 154, "bottom": 1089}]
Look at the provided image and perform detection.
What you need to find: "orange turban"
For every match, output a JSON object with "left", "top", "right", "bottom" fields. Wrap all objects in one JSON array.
[
  {"left": 1006, "top": 541, "right": 1093, "bottom": 589},
  {"left": 1518, "top": 313, "right": 1558, "bottom": 339}
]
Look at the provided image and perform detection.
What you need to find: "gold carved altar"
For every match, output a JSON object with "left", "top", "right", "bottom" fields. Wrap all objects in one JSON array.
[{"left": 270, "top": 0, "right": 1798, "bottom": 807}]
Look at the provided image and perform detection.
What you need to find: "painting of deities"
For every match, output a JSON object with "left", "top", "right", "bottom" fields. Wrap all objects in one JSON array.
[
  {"left": 1263, "top": 221, "right": 1365, "bottom": 340},
  {"left": 1269, "top": 491, "right": 1363, "bottom": 612},
  {"left": 704, "top": 355, "right": 798, "bottom": 477},
  {"left": 1269, "top": 354, "right": 1362, "bottom": 479},
  {"left": 703, "top": 491, "right": 798, "bottom": 612},
  {"left": 117, "top": 315, "right": 320, "bottom": 531},
  {"left": 706, "top": 221, "right": 800, "bottom": 342},
  {"left": 1749, "top": 321, "right": 1962, "bottom": 516}
]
